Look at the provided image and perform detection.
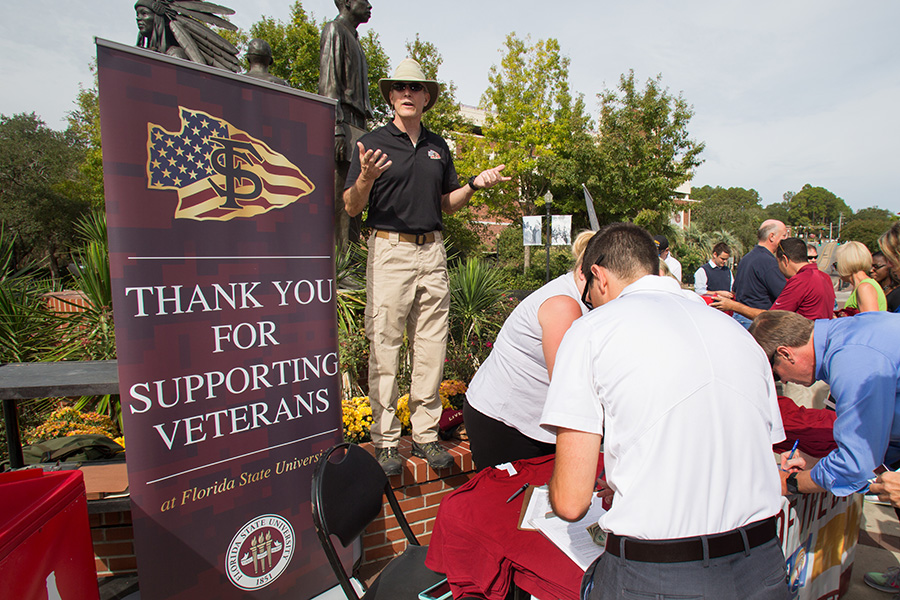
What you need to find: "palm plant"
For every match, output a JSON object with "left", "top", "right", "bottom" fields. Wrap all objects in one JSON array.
[
  {"left": 335, "top": 241, "right": 366, "bottom": 335},
  {"left": 0, "top": 226, "right": 66, "bottom": 460},
  {"left": 448, "top": 257, "right": 506, "bottom": 346},
  {"left": 52, "top": 211, "right": 115, "bottom": 361},
  {"left": 46, "top": 211, "right": 120, "bottom": 430},
  {"left": 0, "top": 225, "right": 59, "bottom": 363},
  {"left": 707, "top": 229, "right": 744, "bottom": 258}
]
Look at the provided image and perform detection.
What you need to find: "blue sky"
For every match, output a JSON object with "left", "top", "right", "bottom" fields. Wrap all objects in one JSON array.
[{"left": 3, "top": 0, "right": 898, "bottom": 215}]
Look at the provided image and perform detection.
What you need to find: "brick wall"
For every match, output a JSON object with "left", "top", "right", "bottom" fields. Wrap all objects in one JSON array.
[
  {"left": 44, "top": 290, "right": 91, "bottom": 314},
  {"left": 90, "top": 510, "right": 138, "bottom": 577},
  {"left": 357, "top": 438, "right": 475, "bottom": 575},
  {"left": 87, "top": 438, "right": 475, "bottom": 579}
]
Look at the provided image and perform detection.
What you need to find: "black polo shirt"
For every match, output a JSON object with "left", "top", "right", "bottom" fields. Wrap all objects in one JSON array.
[{"left": 345, "top": 122, "right": 460, "bottom": 234}]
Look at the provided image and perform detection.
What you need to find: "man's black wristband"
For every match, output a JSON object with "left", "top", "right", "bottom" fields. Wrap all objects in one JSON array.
[
  {"left": 467, "top": 175, "right": 482, "bottom": 191},
  {"left": 786, "top": 472, "right": 800, "bottom": 494}
]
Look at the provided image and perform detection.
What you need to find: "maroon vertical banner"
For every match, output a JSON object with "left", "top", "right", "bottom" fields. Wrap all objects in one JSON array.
[{"left": 96, "top": 40, "right": 342, "bottom": 599}]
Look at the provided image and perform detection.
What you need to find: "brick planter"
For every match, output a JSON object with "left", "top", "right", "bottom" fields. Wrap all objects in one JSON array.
[
  {"left": 89, "top": 438, "right": 475, "bottom": 581},
  {"left": 90, "top": 510, "right": 137, "bottom": 577},
  {"left": 355, "top": 438, "right": 476, "bottom": 576}
]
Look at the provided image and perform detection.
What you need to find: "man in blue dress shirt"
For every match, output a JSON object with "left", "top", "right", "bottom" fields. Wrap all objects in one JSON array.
[
  {"left": 750, "top": 311, "right": 900, "bottom": 496},
  {"left": 751, "top": 310, "right": 900, "bottom": 593}
]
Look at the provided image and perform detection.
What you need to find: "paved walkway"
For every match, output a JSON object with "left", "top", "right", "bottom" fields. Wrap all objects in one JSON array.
[{"left": 848, "top": 499, "right": 900, "bottom": 599}]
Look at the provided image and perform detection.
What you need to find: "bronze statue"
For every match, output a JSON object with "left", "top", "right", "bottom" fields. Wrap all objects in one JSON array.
[
  {"left": 244, "top": 39, "right": 288, "bottom": 86},
  {"left": 134, "top": 0, "right": 241, "bottom": 72},
  {"left": 319, "top": 0, "right": 374, "bottom": 251}
]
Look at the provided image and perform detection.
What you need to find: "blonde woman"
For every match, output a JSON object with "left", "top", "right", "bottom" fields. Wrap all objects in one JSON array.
[
  {"left": 464, "top": 230, "right": 595, "bottom": 470},
  {"left": 836, "top": 241, "right": 886, "bottom": 313}
]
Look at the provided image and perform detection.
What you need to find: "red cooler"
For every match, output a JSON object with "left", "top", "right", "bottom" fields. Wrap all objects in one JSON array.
[{"left": 0, "top": 469, "right": 99, "bottom": 600}]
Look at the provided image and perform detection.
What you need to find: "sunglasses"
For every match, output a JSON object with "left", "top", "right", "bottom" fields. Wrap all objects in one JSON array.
[
  {"left": 391, "top": 82, "right": 424, "bottom": 92},
  {"left": 807, "top": 255, "right": 818, "bottom": 261},
  {"left": 580, "top": 253, "right": 606, "bottom": 310}
]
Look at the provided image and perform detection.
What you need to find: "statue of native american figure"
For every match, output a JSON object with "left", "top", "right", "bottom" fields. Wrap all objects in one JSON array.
[{"left": 134, "top": 0, "right": 240, "bottom": 72}]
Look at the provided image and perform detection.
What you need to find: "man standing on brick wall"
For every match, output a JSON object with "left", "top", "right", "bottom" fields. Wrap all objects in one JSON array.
[{"left": 344, "top": 59, "right": 508, "bottom": 475}]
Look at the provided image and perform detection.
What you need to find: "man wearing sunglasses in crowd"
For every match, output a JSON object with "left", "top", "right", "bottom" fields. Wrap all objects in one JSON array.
[
  {"left": 344, "top": 59, "right": 509, "bottom": 475},
  {"left": 807, "top": 244, "right": 818, "bottom": 263}
]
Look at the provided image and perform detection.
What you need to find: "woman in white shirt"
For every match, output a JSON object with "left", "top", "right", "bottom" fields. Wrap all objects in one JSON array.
[{"left": 463, "top": 231, "right": 594, "bottom": 470}]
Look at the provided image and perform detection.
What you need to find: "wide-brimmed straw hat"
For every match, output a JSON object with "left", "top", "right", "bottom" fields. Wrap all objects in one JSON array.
[{"left": 379, "top": 58, "right": 440, "bottom": 112}]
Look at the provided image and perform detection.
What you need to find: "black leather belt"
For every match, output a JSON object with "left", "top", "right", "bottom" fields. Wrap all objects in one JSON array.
[
  {"left": 605, "top": 516, "right": 777, "bottom": 563},
  {"left": 374, "top": 230, "right": 436, "bottom": 245}
]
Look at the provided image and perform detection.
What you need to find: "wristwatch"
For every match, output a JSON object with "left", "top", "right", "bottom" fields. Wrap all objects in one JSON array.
[
  {"left": 786, "top": 472, "right": 800, "bottom": 495},
  {"left": 467, "top": 175, "right": 482, "bottom": 191}
]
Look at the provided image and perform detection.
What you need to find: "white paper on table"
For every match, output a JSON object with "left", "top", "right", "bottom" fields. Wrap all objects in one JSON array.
[{"left": 523, "top": 485, "right": 607, "bottom": 571}]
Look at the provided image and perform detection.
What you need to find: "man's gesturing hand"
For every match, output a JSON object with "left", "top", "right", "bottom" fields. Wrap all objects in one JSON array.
[
  {"left": 358, "top": 141, "right": 392, "bottom": 183},
  {"left": 471, "top": 164, "right": 511, "bottom": 190}
]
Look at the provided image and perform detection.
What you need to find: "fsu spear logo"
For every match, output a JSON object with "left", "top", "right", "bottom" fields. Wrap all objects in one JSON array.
[{"left": 145, "top": 107, "right": 315, "bottom": 220}]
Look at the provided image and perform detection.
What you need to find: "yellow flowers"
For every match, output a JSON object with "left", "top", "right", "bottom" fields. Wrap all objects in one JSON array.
[
  {"left": 342, "top": 396, "right": 374, "bottom": 444},
  {"left": 439, "top": 379, "right": 467, "bottom": 409},
  {"left": 26, "top": 406, "right": 118, "bottom": 444},
  {"left": 342, "top": 380, "right": 468, "bottom": 442}
]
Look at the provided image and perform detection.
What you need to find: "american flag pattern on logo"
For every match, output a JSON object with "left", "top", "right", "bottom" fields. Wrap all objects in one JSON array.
[{"left": 146, "top": 107, "right": 315, "bottom": 221}]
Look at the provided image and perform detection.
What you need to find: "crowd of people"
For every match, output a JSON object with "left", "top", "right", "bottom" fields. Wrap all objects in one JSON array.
[
  {"left": 345, "top": 54, "right": 900, "bottom": 599},
  {"left": 463, "top": 219, "right": 900, "bottom": 598}
]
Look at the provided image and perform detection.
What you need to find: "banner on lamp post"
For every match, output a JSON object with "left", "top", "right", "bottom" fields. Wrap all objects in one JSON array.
[
  {"left": 522, "top": 216, "right": 542, "bottom": 246},
  {"left": 551, "top": 215, "right": 572, "bottom": 246},
  {"left": 97, "top": 39, "right": 342, "bottom": 600}
]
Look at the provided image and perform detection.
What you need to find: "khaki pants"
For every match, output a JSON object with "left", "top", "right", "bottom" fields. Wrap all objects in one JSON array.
[{"left": 366, "top": 230, "right": 449, "bottom": 448}]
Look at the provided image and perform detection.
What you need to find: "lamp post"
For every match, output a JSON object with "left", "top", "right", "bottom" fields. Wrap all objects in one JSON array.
[{"left": 544, "top": 191, "right": 553, "bottom": 283}]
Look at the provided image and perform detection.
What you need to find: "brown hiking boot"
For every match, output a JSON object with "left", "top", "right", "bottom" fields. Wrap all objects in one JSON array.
[
  {"left": 411, "top": 441, "right": 453, "bottom": 470},
  {"left": 376, "top": 446, "right": 403, "bottom": 476}
]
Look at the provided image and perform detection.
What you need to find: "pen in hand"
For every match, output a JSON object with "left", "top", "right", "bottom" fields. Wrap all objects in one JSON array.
[
  {"left": 787, "top": 440, "right": 799, "bottom": 460},
  {"left": 506, "top": 483, "right": 529, "bottom": 503},
  {"left": 781, "top": 440, "right": 800, "bottom": 472}
]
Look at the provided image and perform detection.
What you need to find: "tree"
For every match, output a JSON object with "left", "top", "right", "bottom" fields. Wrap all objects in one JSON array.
[
  {"left": 764, "top": 201, "right": 791, "bottom": 225},
  {"left": 841, "top": 206, "right": 897, "bottom": 251},
  {"left": 227, "top": 2, "right": 390, "bottom": 121},
  {"left": 0, "top": 113, "right": 89, "bottom": 277},
  {"left": 787, "top": 184, "right": 851, "bottom": 226},
  {"left": 227, "top": 2, "right": 320, "bottom": 91},
  {"left": 691, "top": 185, "right": 765, "bottom": 252},
  {"left": 405, "top": 34, "right": 466, "bottom": 139},
  {"left": 851, "top": 207, "right": 895, "bottom": 223},
  {"left": 459, "top": 34, "right": 596, "bottom": 226},
  {"left": 840, "top": 219, "right": 893, "bottom": 252},
  {"left": 593, "top": 71, "right": 704, "bottom": 231},
  {"left": 66, "top": 67, "right": 104, "bottom": 210},
  {"left": 359, "top": 29, "right": 390, "bottom": 125}
]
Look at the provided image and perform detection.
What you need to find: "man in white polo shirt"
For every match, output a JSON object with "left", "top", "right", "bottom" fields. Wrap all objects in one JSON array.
[{"left": 541, "top": 223, "right": 788, "bottom": 599}]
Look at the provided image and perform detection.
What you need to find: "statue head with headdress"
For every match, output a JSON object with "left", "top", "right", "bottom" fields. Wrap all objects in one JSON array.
[
  {"left": 133, "top": 0, "right": 241, "bottom": 71},
  {"left": 135, "top": 0, "right": 185, "bottom": 58}
]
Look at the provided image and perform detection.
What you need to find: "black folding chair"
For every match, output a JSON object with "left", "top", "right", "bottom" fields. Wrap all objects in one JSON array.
[{"left": 311, "top": 443, "right": 445, "bottom": 600}]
